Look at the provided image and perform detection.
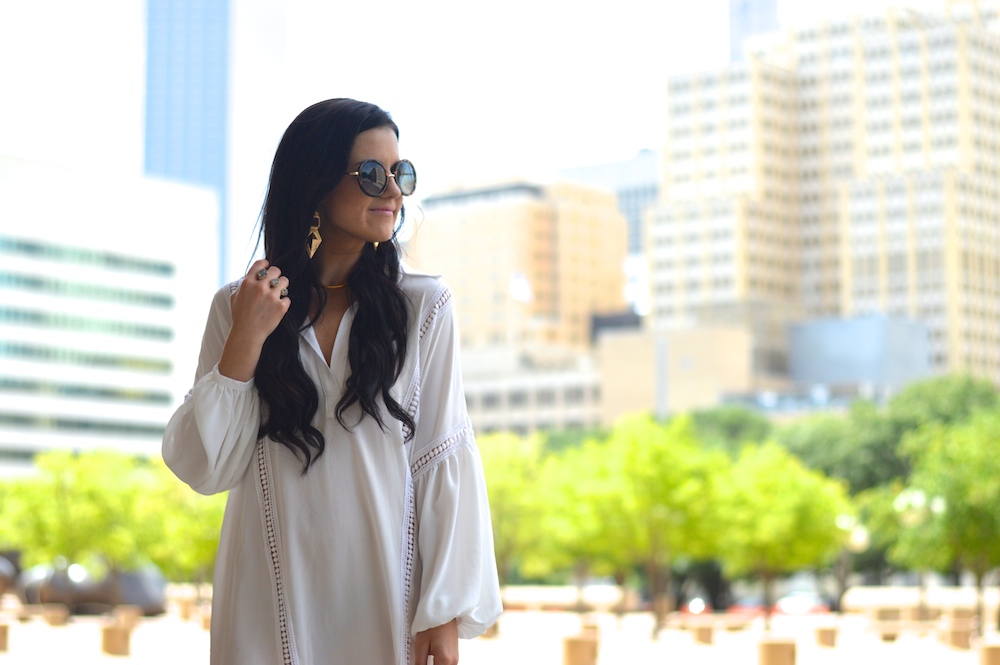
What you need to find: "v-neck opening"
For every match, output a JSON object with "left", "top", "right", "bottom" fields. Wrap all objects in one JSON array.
[{"left": 304, "top": 304, "right": 355, "bottom": 369}]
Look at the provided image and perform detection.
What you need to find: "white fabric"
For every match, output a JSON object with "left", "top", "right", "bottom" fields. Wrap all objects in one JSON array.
[{"left": 162, "top": 271, "right": 502, "bottom": 665}]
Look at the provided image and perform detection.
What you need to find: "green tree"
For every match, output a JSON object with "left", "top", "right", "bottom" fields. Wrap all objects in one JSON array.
[
  {"left": 540, "top": 427, "right": 608, "bottom": 455},
  {"left": 717, "top": 442, "right": 851, "bottom": 629},
  {"left": 776, "top": 402, "right": 905, "bottom": 494},
  {"left": 540, "top": 435, "right": 642, "bottom": 612},
  {"left": 887, "top": 374, "right": 1000, "bottom": 436},
  {"left": 0, "top": 450, "right": 224, "bottom": 594},
  {"left": 0, "top": 450, "right": 153, "bottom": 571},
  {"left": 611, "top": 414, "right": 728, "bottom": 633},
  {"left": 478, "top": 433, "right": 548, "bottom": 585},
  {"left": 688, "top": 405, "right": 772, "bottom": 457},
  {"left": 903, "top": 413, "right": 1000, "bottom": 633},
  {"left": 144, "top": 458, "right": 225, "bottom": 586}
]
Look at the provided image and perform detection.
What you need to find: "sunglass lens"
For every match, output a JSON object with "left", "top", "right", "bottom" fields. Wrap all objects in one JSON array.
[
  {"left": 395, "top": 160, "right": 416, "bottom": 196},
  {"left": 357, "top": 161, "right": 386, "bottom": 196}
]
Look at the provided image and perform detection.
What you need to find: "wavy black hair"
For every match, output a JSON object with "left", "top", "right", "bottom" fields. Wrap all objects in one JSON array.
[{"left": 255, "top": 98, "right": 415, "bottom": 472}]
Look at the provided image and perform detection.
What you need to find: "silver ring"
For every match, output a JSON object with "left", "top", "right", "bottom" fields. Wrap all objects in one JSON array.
[
  {"left": 280, "top": 288, "right": 289, "bottom": 298},
  {"left": 270, "top": 278, "right": 280, "bottom": 287},
  {"left": 256, "top": 268, "right": 268, "bottom": 280}
]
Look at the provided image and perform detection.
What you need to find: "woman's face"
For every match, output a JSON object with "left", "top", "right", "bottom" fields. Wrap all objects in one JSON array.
[{"left": 316, "top": 125, "right": 402, "bottom": 252}]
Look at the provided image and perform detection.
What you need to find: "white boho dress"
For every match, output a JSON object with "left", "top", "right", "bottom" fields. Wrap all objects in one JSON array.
[{"left": 162, "top": 271, "right": 502, "bottom": 665}]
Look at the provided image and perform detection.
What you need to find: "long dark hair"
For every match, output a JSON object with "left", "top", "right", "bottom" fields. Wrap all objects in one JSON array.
[{"left": 255, "top": 98, "right": 415, "bottom": 472}]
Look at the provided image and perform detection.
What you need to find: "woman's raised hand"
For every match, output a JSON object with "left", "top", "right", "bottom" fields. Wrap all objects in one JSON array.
[
  {"left": 218, "top": 260, "right": 291, "bottom": 382},
  {"left": 231, "top": 260, "right": 291, "bottom": 341}
]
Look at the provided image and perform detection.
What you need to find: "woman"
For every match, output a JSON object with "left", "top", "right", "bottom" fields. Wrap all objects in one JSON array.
[{"left": 163, "top": 99, "right": 501, "bottom": 665}]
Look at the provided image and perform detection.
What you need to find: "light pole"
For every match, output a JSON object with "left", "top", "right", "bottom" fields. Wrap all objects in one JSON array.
[
  {"left": 834, "top": 514, "right": 869, "bottom": 613},
  {"left": 893, "top": 488, "right": 946, "bottom": 625}
]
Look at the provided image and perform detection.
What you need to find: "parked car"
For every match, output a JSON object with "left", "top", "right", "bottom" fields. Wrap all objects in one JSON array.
[
  {"left": 774, "top": 591, "right": 830, "bottom": 615},
  {"left": 16, "top": 562, "right": 167, "bottom": 615},
  {"left": 0, "top": 556, "right": 15, "bottom": 596},
  {"left": 726, "top": 595, "right": 768, "bottom": 616}
]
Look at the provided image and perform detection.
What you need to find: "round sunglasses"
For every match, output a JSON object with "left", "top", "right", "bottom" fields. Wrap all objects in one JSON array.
[{"left": 346, "top": 159, "right": 417, "bottom": 197}]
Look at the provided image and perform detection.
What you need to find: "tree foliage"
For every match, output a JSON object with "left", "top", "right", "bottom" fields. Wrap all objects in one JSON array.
[
  {"left": 478, "top": 433, "right": 548, "bottom": 584},
  {"left": 688, "top": 405, "right": 772, "bottom": 458},
  {"left": 903, "top": 412, "right": 1000, "bottom": 630},
  {"left": 538, "top": 436, "right": 639, "bottom": 581},
  {"left": 887, "top": 374, "right": 1000, "bottom": 435},
  {"left": 716, "top": 442, "right": 851, "bottom": 626},
  {"left": 775, "top": 402, "right": 904, "bottom": 494},
  {"left": 2, "top": 373, "right": 997, "bottom": 624},
  {"left": 0, "top": 450, "right": 224, "bottom": 581}
]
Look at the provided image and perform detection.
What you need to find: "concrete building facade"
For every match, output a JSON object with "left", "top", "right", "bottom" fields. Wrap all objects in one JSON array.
[
  {"left": 0, "top": 156, "right": 219, "bottom": 472},
  {"left": 652, "top": 53, "right": 802, "bottom": 386},
  {"left": 645, "top": 3, "right": 1000, "bottom": 405},
  {"left": 408, "top": 182, "right": 628, "bottom": 352},
  {"left": 789, "top": 315, "right": 932, "bottom": 395},
  {"left": 462, "top": 348, "right": 602, "bottom": 435},
  {"left": 407, "top": 181, "right": 628, "bottom": 434},
  {"left": 560, "top": 150, "right": 661, "bottom": 314}
]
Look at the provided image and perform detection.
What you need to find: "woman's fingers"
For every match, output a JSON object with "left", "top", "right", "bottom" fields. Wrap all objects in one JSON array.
[
  {"left": 413, "top": 620, "right": 458, "bottom": 665},
  {"left": 230, "top": 261, "right": 291, "bottom": 343}
]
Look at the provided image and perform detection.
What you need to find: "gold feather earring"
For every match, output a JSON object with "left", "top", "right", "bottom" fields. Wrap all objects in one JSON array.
[{"left": 307, "top": 212, "right": 322, "bottom": 259}]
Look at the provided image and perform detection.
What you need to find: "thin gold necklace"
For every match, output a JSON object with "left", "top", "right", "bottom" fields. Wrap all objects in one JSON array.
[{"left": 324, "top": 284, "right": 346, "bottom": 289}]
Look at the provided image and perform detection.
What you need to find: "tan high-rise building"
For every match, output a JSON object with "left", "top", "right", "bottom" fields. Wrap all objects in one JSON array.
[
  {"left": 653, "top": 51, "right": 802, "bottom": 385},
  {"left": 647, "top": 2, "right": 1000, "bottom": 389},
  {"left": 406, "top": 182, "right": 628, "bottom": 352}
]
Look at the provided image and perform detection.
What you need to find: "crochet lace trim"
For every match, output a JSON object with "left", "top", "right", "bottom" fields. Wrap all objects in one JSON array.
[
  {"left": 256, "top": 443, "right": 298, "bottom": 665},
  {"left": 411, "top": 421, "right": 475, "bottom": 480},
  {"left": 399, "top": 474, "right": 416, "bottom": 665},
  {"left": 419, "top": 286, "right": 453, "bottom": 340},
  {"left": 397, "top": 283, "right": 463, "bottom": 662}
]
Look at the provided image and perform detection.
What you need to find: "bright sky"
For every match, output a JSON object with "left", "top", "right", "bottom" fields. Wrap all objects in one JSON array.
[{"left": 0, "top": 0, "right": 946, "bottom": 275}]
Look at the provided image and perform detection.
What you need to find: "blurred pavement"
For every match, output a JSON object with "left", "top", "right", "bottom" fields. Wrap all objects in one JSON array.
[{"left": 0, "top": 608, "right": 989, "bottom": 664}]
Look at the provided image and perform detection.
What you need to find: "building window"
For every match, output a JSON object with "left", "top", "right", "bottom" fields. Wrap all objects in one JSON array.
[
  {"left": 509, "top": 390, "right": 528, "bottom": 407},
  {"left": 565, "top": 387, "right": 585, "bottom": 404},
  {"left": 482, "top": 393, "right": 502, "bottom": 410},
  {"left": 0, "top": 307, "right": 173, "bottom": 341},
  {"left": 0, "top": 377, "right": 171, "bottom": 405},
  {"left": 537, "top": 389, "right": 556, "bottom": 405},
  {"left": 0, "top": 273, "right": 173, "bottom": 308},
  {"left": 0, "top": 236, "right": 174, "bottom": 277},
  {"left": 0, "top": 341, "right": 171, "bottom": 373}
]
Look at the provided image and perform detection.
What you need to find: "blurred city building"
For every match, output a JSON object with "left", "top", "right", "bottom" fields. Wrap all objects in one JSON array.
[
  {"left": 145, "top": 0, "right": 230, "bottom": 286},
  {"left": 604, "top": 1, "right": 1000, "bottom": 420},
  {"left": 0, "top": 156, "right": 219, "bottom": 474},
  {"left": 650, "top": 48, "right": 801, "bottom": 397},
  {"left": 410, "top": 183, "right": 627, "bottom": 351},
  {"left": 599, "top": 325, "right": 756, "bottom": 421},
  {"left": 461, "top": 347, "right": 601, "bottom": 436},
  {"left": 407, "top": 182, "right": 628, "bottom": 434},
  {"left": 729, "top": 0, "right": 781, "bottom": 63},
  {"left": 560, "top": 150, "right": 660, "bottom": 257},
  {"left": 560, "top": 150, "right": 660, "bottom": 314},
  {"left": 789, "top": 315, "right": 932, "bottom": 397}
]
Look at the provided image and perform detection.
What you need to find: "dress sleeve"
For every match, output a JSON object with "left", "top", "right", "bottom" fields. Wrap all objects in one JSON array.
[
  {"left": 409, "top": 287, "right": 502, "bottom": 639},
  {"left": 161, "top": 284, "right": 261, "bottom": 495}
]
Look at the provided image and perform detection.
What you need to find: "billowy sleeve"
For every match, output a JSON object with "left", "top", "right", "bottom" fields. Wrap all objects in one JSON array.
[
  {"left": 409, "top": 286, "right": 502, "bottom": 639},
  {"left": 162, "top": 284, "right": 261, "bottom": 495}
]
